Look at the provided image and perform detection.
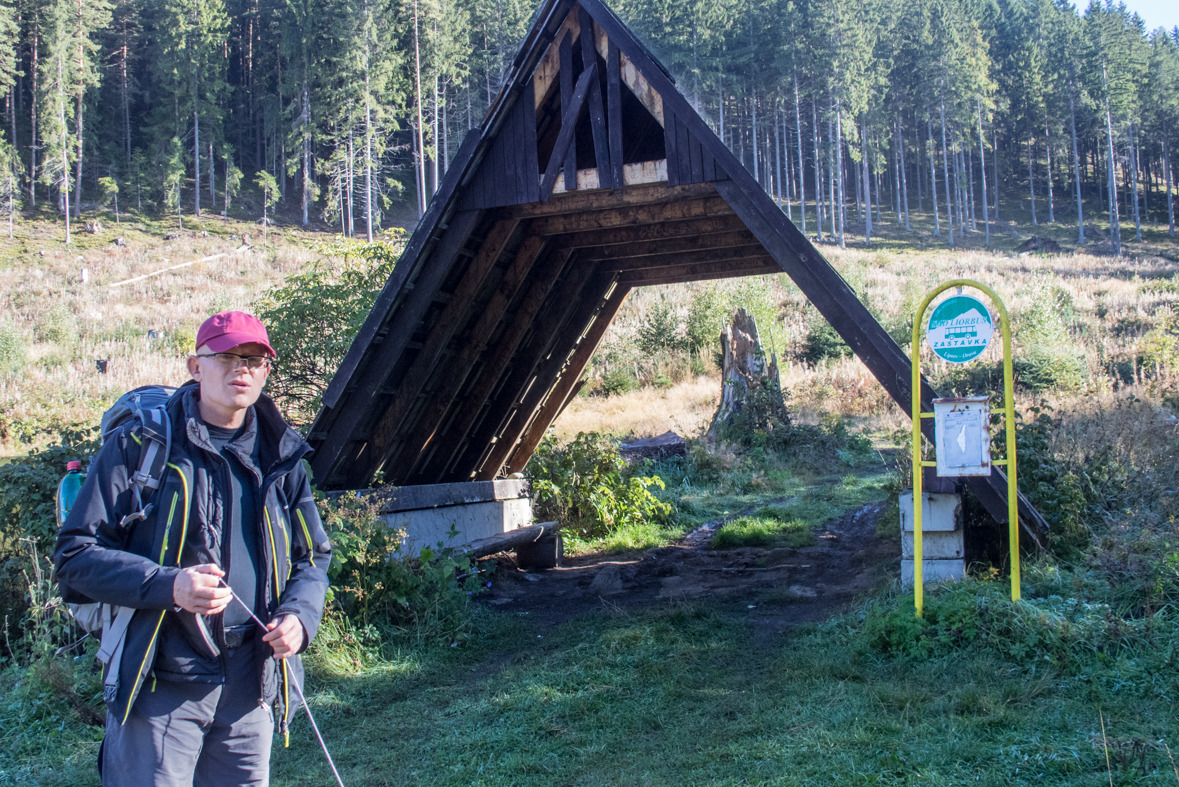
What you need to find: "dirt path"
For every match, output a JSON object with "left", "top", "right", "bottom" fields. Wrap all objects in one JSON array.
[{"left": 478, "top": 501, "right": 896, "bottom": 643}]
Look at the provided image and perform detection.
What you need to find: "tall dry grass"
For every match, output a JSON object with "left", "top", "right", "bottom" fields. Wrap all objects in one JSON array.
[{"left": 0, "top": 217, "right": 324, "bottom": 449}]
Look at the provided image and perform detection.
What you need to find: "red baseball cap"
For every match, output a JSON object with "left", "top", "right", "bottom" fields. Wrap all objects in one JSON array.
[{"left": 194, "top": 311, "right": 276, "bottom": 357}]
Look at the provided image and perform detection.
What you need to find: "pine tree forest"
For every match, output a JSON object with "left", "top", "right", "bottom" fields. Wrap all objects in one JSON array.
[{"left": 0, "top": 0, "right": 1176, "bottom": 252}]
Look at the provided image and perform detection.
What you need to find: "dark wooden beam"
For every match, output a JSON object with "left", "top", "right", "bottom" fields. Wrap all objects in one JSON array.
[
  {"left": 505, "top": 284, "right": 631, "bottom": 474},
  {"left": 618, "top": 266, "right": 780, "bottom": 287},
  {"left": 579, "top": 6, "right": 610, "bottom": 180},
  {"left": 606, "top": 39, "right": 623, "bottom": 190},
  {"left": 422, "top": 253, "right": 599, "bottom": 482},
  {"left": 474, "top": 274, "right": 618, "bottom": 480},
  {"left": 345, "top": 218, "right": 521, "bottom": 484},
  {"left": 559, "top": 31, "right": 576, "bottom": 192},
  {"left": 381, "top": 234, "right": 552, "bottom": 483},
  {"left": 308, "top": 208, "right": 482, "bottom": 486},
  {"left": 501, "top": 181, "right": 716, "bottom": 218},
  {"left": 599, "top": 244, "right": 769, "bottom": 272},
  {"left": 549, "top": 214, "right": 748, "bottom": 250},
  {"left": 540, "top": 62, "right": 596, "bottom": 202},
  {"left": 580, "top": 230, "right": 760, "bottom": 262},
  {"left": 527, "top": 195, "right": 733, "bottom": 235}
]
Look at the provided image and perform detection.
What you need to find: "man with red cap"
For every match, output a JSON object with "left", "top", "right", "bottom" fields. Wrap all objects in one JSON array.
[{"left": 55, "top": 311, "right": 332, "bottom": 786}]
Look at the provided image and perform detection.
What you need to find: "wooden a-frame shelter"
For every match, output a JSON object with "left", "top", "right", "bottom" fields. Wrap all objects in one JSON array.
[{"left": 307, "top": 0, "right": 1047, "bottom": 545}]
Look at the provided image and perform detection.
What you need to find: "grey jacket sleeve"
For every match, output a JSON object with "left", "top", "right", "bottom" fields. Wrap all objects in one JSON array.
[
  {"left": 273, "top": 463, "right": 332, "bottom": 653},
  {"left": 53, "top": 429, "right": 179, "bottom": 610}
]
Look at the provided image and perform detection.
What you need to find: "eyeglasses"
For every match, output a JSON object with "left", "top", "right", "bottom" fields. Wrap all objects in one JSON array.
[{"left": 194, "top": 352, "right": 273, "bottom": 371}]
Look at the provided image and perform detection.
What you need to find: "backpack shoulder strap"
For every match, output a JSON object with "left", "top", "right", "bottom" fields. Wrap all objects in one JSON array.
[{"left": 119, "top": 398, "right": 172, "bottom": 527}]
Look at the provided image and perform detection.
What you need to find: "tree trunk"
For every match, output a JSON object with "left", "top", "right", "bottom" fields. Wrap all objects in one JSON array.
[
  {"left": 1104, "top": 100, "right": 1120, "bottom": 255},
  {"left": 977, "top": 100, "right": 989, "bottom": 246},
  {"left": 413, "top": 0, "right": 426, "bottom": 216},
  {"left": 1130, "top": 125, "right": 1141, "bottom": 242},
  {"left": 813, "top": 97, "right": 823, "bottom": 240},
  {"left": 1027, "top": 134, "right": 1036, "bottom": 225},
  {"left": 967, "top": 145, "right": 976, "bottom": 231},
  {"left": 899, "top": 113, "right": 910, "bottom": 231},
  {"left": 1045, "top": 120, "right": 1054, "bottom": 223},
  {"left": 121, "top": 39, "right": 130, "bottom": 162},
  {"left": 928, "top": 115, "right": 939, "bottom": 236},
  {"left": 835, "top": 96, "right": 845, "bottom": 248},
  {"left": 940, "top": 99, "right": 953, "bottom": 247},
  {"left": 29, "top": 26, "right": 37, "bottom": 207},
  {"left": 1166, "top": 128, "right": 1174, "bottom": 238},
  {"left": 795, "top": 71, "right": 806, "bottom": 236},
  {"left": 863, "top": 118, "right": 871, "bottom": 244},
  {"left": 194, "top": 108, "right": 201, "bottom": 217},
  {"left": 705, "top": 308, "right": 790, "bottom": 445}
]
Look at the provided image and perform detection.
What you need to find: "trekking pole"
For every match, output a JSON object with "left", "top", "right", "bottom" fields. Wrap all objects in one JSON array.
[{"left": 219, "top": 579, "right": 346, "bottom": 787}]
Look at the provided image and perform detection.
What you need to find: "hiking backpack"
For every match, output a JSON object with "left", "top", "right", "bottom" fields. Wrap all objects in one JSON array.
[{"left": 67, "top": 386, "right": 178, "bottom": 669}]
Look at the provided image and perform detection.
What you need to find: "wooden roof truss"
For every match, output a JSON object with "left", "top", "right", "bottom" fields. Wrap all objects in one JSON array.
[{"left": 306, "top": 0, "right": 1048, "bottom": 546}]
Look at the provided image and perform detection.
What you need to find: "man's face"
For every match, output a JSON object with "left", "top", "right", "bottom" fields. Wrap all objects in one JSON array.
[{"left": 186, "top": 341, "right": 271, "bottom": 427}]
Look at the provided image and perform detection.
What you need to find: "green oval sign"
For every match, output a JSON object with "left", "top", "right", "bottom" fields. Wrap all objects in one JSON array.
[{"left": 926, "top": 294, "right": 994, "bottom": 364}]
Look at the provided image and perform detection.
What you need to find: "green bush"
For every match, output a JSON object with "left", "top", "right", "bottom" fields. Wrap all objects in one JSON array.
[
  {"left": 597, "top": 368, "right": 639, "bottom": 396},
  {"left": 1014, "top": 277, "right": 1086, "bottom": 392},
  {"left": 319, "top": 492, "right": 483, "bottom": 643},
  {"left": 34, "top": 306, "right": 77, "bottom": 346},
  {"left": 0, "top": 322, "right": 26, "bottom": 377},
  {"left": 636, "top": 298, "right": 687, "bottom": 355},
  {"left": 797, "top": 319, "right": 850, "bottom": 364},
  {"left": 254, "top": 236, "right": 406, "bottom": 426},
  {"left": 529, "top": 432, "right": 671, "bottom": 539},
  {"left": 685, "top": 284, "right": 730, "bottom": 352}
]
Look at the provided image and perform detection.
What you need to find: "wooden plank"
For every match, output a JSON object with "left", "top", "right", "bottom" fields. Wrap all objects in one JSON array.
[
  {"left": 381, "top": 234, "right": 552, "bottom": 483},
  {"left": 451, "top": 267, "right": 607, "bottom": 481},
  {"left": 580, "top": 230, "right": 760, "bottom": 261},
  {"left": 598, "top": 244, "right": 769, "bottom": 271},
  {"left": 317, "top": 131, "right": 481, "bottom": 414},
  {"left": 504, "top": 284, "right": 631, "bottom": 474},
  {"left": 579, "top": 6, "right": 611, "bottom": 181},
  {"left": 308, "top": 208, "right": 483, "bottom": 485},
  {"left": 607, "top": 39, "right": 624, "bottom": 191},
  {"left": 417, "top": 249, "right": 587, "bottom": 482},
  {"left": 702, "top": 147, "right": 717, "bottom": 182},
  {"left": 474, "top": 274, "right": 618, "bottom": 480},
  {"left": 616, "top": 258, "right": 779, "bottom": 286},
  {"left": 522, "top": 80, "right": 540, "bottom": 202},
  {"left": 345, "top": 218, "right": 522, "bottom": 484},
  {"left": 502, "top": 102, "right": 520, "bottom": 204},
  {"left": 527, "top": 195, "right": 732, "bottom": 235},
  {"left": 503, "top": 180, "right": 714, "bottom": 219},
  {"left": 663, "top": 107, "right": 679, "bottom": 187},
  {"left": 534, "top": 6, "right": 580, "bottom": 110},
  {"left": 675, "top": 114, "right": 692, "bottom": 185},
  {"left": 550, "top": 214, "right": 748, "bottom": 249},
  {"left": 455, "top": 522, "right": 559, "bottom": 560},
  {"left": 559, "top": 32, "right": 576, "bottom": 192},
  {"left": 689, "top": 133, "right": 704, "bottom": 184},
  {"left": 591, "top": 18, "right": 664, "bottom": 125},
  {"left": 540, "top": 63, "right": 596, "bottom": 202}
]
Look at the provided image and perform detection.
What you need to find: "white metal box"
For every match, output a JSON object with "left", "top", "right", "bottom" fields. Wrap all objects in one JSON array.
[{"left": 933, "top": 396, "right": 991, "bottom": 476}]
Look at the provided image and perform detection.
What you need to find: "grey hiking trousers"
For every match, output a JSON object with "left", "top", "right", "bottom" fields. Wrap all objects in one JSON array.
[{"left": 101, "top": 638, "right": 275, "bottom": 787}]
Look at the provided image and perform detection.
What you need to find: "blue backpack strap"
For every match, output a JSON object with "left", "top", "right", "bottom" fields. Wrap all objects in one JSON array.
[{"left": 119, "top": 398, "right": 172, "bottom": 527}]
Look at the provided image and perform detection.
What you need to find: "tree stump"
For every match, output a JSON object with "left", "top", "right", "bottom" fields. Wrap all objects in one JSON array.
[{"left": 705, "top": 308, "right": 790, "bottom": 445}]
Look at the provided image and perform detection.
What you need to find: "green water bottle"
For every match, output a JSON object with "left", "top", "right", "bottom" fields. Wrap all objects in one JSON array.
[{"left": 56, "top": 460, "right": 85, "bottom": 528}]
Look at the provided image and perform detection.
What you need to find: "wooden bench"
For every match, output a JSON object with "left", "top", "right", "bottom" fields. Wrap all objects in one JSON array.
[{"left": 456, "top": 521, "right": 562, "bottom": 569}]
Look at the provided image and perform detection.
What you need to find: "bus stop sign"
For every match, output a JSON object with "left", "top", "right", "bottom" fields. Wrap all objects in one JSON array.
[{"left": 926, "top": 294, "right": 994, "bottom": 364}]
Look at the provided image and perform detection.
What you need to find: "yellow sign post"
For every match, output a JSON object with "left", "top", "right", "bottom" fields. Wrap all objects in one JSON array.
[{"left": 911, "top": 280, "right": 1020, "bottom": 617}]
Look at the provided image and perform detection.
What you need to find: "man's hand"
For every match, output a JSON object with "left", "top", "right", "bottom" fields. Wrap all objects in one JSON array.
[
  {"left": 262, "top": 615, "right": 304, "bottom": 659},
  {"left": 173, "top": 564, "right": 231, "bottom": 615}
]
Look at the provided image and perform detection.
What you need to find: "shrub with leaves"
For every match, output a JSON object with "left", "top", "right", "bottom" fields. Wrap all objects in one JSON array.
[
  {"left": 318, "top": 492, "right": 483, "bottom": 642},
  {"left": 254, "top": 236, "right": 406, "bottom": 425},
  {"left": 1014, "top": 277, "right": 1086, "bottom": 392},
  {"left": 0, "top": 322, "right": 26, "bottom": 378},
  {"left": 529, "top": 432, "right": 671, "bottom": 539}
]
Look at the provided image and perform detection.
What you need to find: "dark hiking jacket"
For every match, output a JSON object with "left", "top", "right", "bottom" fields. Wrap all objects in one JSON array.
[{"left": 54, "top": 382, "right": 332, "bottom": 739}]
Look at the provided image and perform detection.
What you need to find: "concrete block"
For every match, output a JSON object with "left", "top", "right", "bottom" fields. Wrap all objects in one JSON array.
[
  {"left": 380, "top": 496, "right": 532, "bottom": 557},
  {"left": 901, "top": 530, "right": 964, "bottom": 560},
  {"left": 899, "top": 492, "right": 961, "bottom": 532},
  {"left": 901, "top": 559, "right": 965, "bottom": 589}
]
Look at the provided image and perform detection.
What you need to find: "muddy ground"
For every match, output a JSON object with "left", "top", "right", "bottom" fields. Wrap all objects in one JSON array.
[{"left": 478, "top": 502, "right": 897, "bottom": 644}]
